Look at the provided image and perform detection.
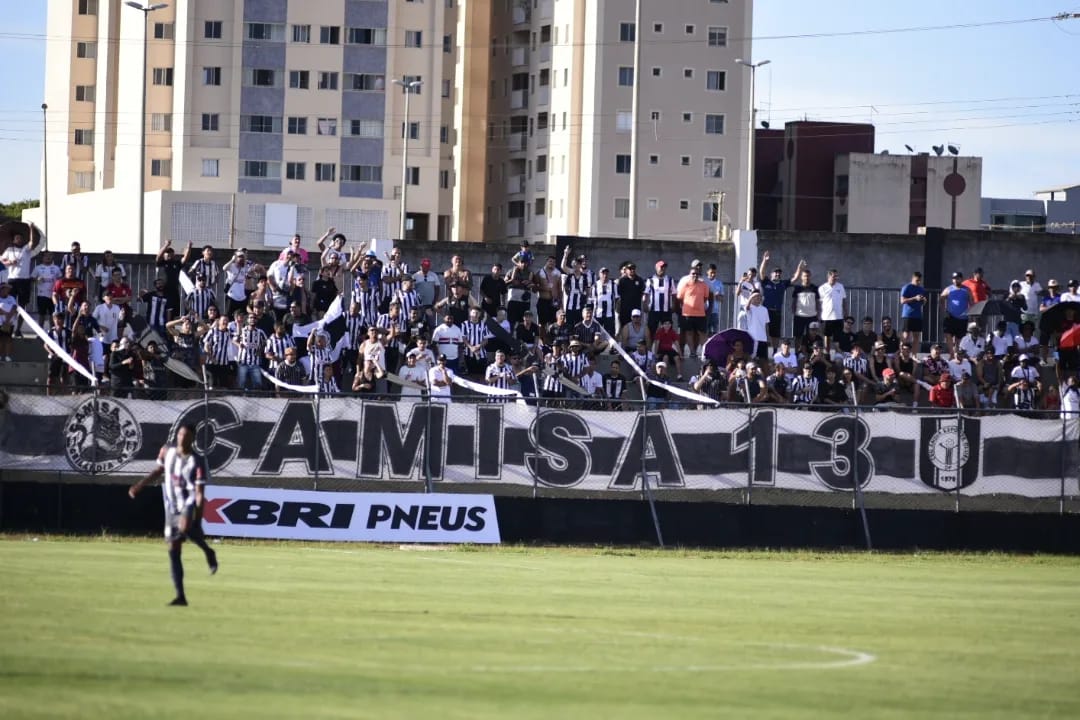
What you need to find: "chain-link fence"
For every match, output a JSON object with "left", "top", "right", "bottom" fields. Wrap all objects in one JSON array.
[{"left": 2, "top": 385, "right": 1077, "bottom": 548}]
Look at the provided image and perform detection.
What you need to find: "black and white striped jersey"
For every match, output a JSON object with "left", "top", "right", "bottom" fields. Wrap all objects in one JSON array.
[
  {"left": 376, "top": 312, "right": 407, "bottom": 335},
  {"left": 560, "top": 351, "right": 588, "bottom": 379},
  {"left": 1013, "top": 387, "right": 1035, "bottom": 410},
  {"left": 392, "top": 288, "right": 421, "bottom": 318},
  {"left": 265, "top": 333, "right": 295, "bottom": 370},
  {"left": 308, "top": 345, "right": 334, "bottom": 382},
  {"left": 842, "top": 355, "right": 868, "bottom": 377},
  {"left": 485, "top": 362, "right": 516, "bottom": 390},
  {"left": 142, "top": 292, "right": 170, "bottom": 328},
  {"left": 562, "top": 273, "right": 591, "bottom": 312},
  {"left": 185, "top": 288, "right": 216, "bottom": 319},
  {"left": 318, "top": 375, "right": 340, "bottom": 394},
  {"left": 345, "top": 313, "right": 368, "bottom": 349},
  {"left": 188, "top": 258, "right": 220, "bottom": 286},
  {"left": 235, "top": 326, "right": 267, "bottom": 367},
  {"left": 604, "top": 374, "right": 626, "bottom": 400},
  {"left": 541, "top": 355, "right": 564, "bottom": 393},
  {"left": 60, "top": 253, "right": 90, "bottom": 280},
  {"left": 462, "top": 320, "right": 493, "bottom": 359},
  {"left": 645, "top": 275, "right": 676, "bottom": 313},
  {"left": 202, "top": 327, "right": 233, "bottom": 366},
  {"left": 352, "top": 285, "right": 382, "bottom": 326},
  {"left": 790, "top": 375, "right": 819, "bottom": 404},
  {"left": 590, "top": 279, "right": 619, "bottom": 319},
  {"left": 381, "top": 262, "right": 411, "bottom": 296},
  {"left": 46, "top": 325, "right": 71, "bottom": 357}
]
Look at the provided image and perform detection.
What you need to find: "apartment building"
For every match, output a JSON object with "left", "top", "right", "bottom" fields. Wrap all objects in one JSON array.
[{"left": 35, "top": 0, "right": 751, "bottom": 251}]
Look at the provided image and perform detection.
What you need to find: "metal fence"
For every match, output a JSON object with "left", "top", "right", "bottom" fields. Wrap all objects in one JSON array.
[{"left": 1, "top": 385, "right": 1077, "bottom": 549}]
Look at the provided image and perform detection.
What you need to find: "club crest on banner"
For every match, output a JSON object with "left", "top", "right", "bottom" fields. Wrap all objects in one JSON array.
[
  {"left": 64, "top": 397, "right": 142, "bottom": 473},
  {"left": 919, "top": 417, "right": 980, "bottom": 491}
]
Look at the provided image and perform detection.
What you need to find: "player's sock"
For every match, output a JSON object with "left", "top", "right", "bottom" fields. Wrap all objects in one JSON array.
[
  {"left": 169, "top": 545, "right": 186, "bottom": 603},
  {"left": 185, "top": 532, "right": 218, "bottom": 574}
]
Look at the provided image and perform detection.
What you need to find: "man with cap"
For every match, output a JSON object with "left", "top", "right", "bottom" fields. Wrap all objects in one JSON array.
[
  {"left": 430, "top": 313, "right": 464, "bottom": 373},
  {"left": 899, "top": 270, "right": 927, "bottom": 352},
  {"left": 958, "top": 322, "right": 987, "bottom": 359},
  {"left": 615, "top": 261, "right": 646, "bottom": 329},
  {"left": 1040, "top": 279, "right": 1063, "bottom": 313},
  {"left": 757, "top": 251, "right": 791, "bottom": 352},
  {"left": 939, "top": 271, "right": 972, "bottom": 357},
  {"left": 412, "top": 257, "right": 442, "bottom": 321},
  {"left": 817, "top": 269, "right": 847, "bottom": 352},
  {"left": 1060, "top": 279, "right": 1080, "bottom": 303},
  {"left": 947, "top": 347, "right": 974, "bottom": 382},
  {"left": 504, "top": 254, "right": 538, "bottom": 324},
  {"left": 738, "top": 290, "right": 771, "bottom": 360},
  {"left": 644, "top": 260, "right": 677, "bottom": 335},
  {"left": 1019, "top": 269, "right": 1042, "bottom": 326},
  {"left": 619, "top": 307, "right": 651, "bottom": 354},
  {"left": 1007, "top": 354, "right": 1041, "bottom": 407},
  {"left": 872, "top": 367, "right": 901, "bottom": 406},
  {"left": 677, "top": 263, "right": 710, "bottom": 358},
  {"left": 928, "top": 373, "right": 956, "bottom": 408},
  {"left": 511, "top": 239, "right": 533, "bottom": 267},
  {"left": 962, "top": 267, "right": 991, "bottom": 304},
  {"left": 589, "top": 266, "right": 619, "bottom": 338},
  {"left": 428, "top": 354, "right": 456, "bottom": 403}
]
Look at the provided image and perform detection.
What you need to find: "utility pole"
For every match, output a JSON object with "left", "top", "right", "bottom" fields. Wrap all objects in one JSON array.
[
  {"left": 708, "top": 190, "right": 728, "bottom": 242},
  {"left": 627, "top": 0, "right": 643, "bottom": 240}
]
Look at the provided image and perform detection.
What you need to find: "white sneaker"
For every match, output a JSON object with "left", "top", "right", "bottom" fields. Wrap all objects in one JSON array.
[{"left": 3, "top": 356, "right": 11, "bottom": 362}]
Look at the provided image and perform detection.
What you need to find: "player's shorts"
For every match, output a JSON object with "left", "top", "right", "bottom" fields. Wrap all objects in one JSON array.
[{"left": 163, "top": 505, "right": 200, "bottom": 541}]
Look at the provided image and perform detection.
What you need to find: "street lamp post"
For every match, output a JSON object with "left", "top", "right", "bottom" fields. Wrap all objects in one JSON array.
[
  {"left": 41, "top": 103, "right": 49, "bottom": 240},
  {"left": 125, "top": 1, "right": 168, "bottom": 255},
  {"left": 392, "top": 77, "right": 423, "bottom": 242},
  {"left": 627, "top": 0, "right": 643, "bottom": 240},
  {"left": 735, "top": 58, "right": 770, "bottom": 231}
]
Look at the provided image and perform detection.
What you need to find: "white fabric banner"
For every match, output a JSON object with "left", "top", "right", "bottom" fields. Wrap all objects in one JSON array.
[
  {"left": 260, "top": 369, "right": 318, "bottom": 394},
  {"left": 16, "top": 306, "right": 97, "bottom": 385}
]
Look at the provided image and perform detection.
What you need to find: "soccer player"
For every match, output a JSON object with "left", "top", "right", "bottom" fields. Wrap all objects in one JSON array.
[{"left": 128, "top": 424, "right": 218, "bottom": 606}]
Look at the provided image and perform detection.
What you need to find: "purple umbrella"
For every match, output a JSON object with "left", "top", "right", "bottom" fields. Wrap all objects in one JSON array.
[{"left": 703, "top": 328, "right": 753, "bottom": 367}]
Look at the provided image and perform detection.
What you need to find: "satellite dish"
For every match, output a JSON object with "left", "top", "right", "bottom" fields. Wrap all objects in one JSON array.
[
  {"left": 932, "top": 145, "right": 945, "bottom": 156},
  {"left": 947, "top": 145, "right": 960, "bottom": 155},
  {"left": 761, "top": 121, "right": 770, "bottom": 129},
  {"left": 904, "top": 144, "right": 915, "bottom": 153}
]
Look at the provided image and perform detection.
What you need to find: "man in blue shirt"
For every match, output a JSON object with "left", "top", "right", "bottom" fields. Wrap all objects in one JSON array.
[
  {"left": 939, "top": 272, "right": 972, "bottom": 357},
  {"left": 899, "top": 271, "right": 927, "bottom": 353},
  {"left": 705, "top": 263, "right": 725, "bottom": 334},
  {"left": 758, "top": 251, "right": 790, "bottom": 353}
]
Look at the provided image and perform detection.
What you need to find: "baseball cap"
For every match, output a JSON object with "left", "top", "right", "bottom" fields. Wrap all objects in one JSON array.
[
  {"left": 656, "top": 260, "right": 667, "bottom": 269},
  {"left": 599, "top": 267, "right": 609, "bottom": 273},
  {"left": 967, "top": 322, "right": 978, "bottom": 330},
  {"left": 690, "top": 259, "right": 703, "bottom": 268},
  {"left": 1048, "top": 279, "right": 1060, "bottom": 287},
  {"left": 882, "top": 368, "right": 896, "bottom": 377},
  {"left": 951, "top": 271, "right": 963, "bottom": 279},
  {"left": 1020, "top": 354, "right": 1031, "bottom": 361},
  {"left": 438, "top": 354, "right": 448, "bottom": 361},
  {"left": 655, "top": 361, "right": 667, "bottom": 369},
  {"left": 420, "top": 258, "right": 432, "bottom": 268},
  {"left": 974, "top": 267, "right": 984, "bottom": 274},
  {"left": 1069, "top": 279, "right": 1079, "bottom": 287},
  {"left": 631, "top": 308, "right": 642, "bottom": 317},
  {"left": 809, "top": 321, "right": 821, "bottom": 329}
]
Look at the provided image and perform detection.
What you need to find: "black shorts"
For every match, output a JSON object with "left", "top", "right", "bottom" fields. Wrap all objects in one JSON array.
[
  {"left": 37, "top": 296, "right": 55, "bottom": 316},
  {"left": 943, "top": 316, "right": 967, "bottom": 337},
  {"left": 902, "top": 317, "right": 923, "bottom": 333},
  {"left": 10, "top": 279, "right": 31, "bottom": 306},
  {"left": 659, "top": 349, "right": 681, "bottom": 364},
  {"left": 48, "top": 357, "right": 66, "bottom": 380},
  {"left": 648, "top": 310, "right": 673, "bottom": 334},
  {"left": 507, "top": 300, "right": 528, "bottom": 324},
  {"left": 767, "top": 309, "right": 783, "bottom": 338},
  {"left": 680, "top": 315, "right": 706, "bottom": 333},
  {"left": 823, "top": 319, "right": 844, "bottom": 339}
]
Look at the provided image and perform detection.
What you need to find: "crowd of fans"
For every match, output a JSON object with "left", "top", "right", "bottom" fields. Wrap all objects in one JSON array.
[{"left": 1, "top": 228, "right": 1077, "bottom": 416}]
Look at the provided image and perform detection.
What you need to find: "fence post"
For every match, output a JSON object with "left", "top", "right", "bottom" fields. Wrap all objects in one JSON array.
[
  {"left": 1061, "top": 414, "right": 1068, "bottom": 516},
  {"left": 744, "top": 405, "right": 753, "bottom": 506},
  {"left": 954, "top": 408, "right": 963, "bottom": 513},
  {"left": 852, "top": 406, "right": 873, "bottom": 550},
  {"left": 90, "top": 385, "right": 99, "bottom": 478},
  {"left": 423, "top": 391, "right": 434, "bottom": 494},
  {"left": 312, "top": 392, "right": 321, "bottom": 491},
  {"left": 638, "top": 391, "right": 665, "bottom": 548},
  {"left": 532, "top": 397, "right": 540, "bottom": 500}
]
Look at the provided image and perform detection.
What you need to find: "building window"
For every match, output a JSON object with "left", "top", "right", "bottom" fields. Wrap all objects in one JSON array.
[
  {"left": 203, "top": 67, "right": 222, "bottom": 86},
  {"left": 201, "top": 159, "right": 219, "bottom": 177},
  {"left": 292, "top": 24, "right": 311, "bottom": 43},
  {"left": 153, "top": 23, "right": 174, "bottom": 40},
  {"left": 346, "top": 73, "right": 385, "bottom": 91},
  {"left": 703, "top": 201, "right": 719, "bottom": 222},
  {"left": 707, "top": 26, "right": 728, "bottom": 47},
  {"left": 288, "top": 70, "right": 309, "bottom": 89},
  {"left": 405, "top": 167, "right": 420, "bottom": 185},
  {"left": 683, "top": 68, "right": 694, "bottom": 79},
  {"left": 315, "top": 163, "right": 337, "bottom": 182},
  {"left": 679, "top": 199, "right": 689, "bottom": 210},
  {"left": 201, "top": 113, "right": 219, "bottom": 132},
  {"left": 400, "top": 121, "right": 420, "bottom": 140},
  {"left": 706, "top": 70, "right": 726, "bottom": 92},
  {"left": 246, "top": 22, "right": 285, "bottom": 41},
  {"left": 682, "top": 112, "right": 693, "bottom": 123},
  {"left": 74, "top": 171, "right": 95, "bottom": 190},
  {"left": 286, "top": 162, "right": 306, "bottom": 180},
  {"left": 405, "top": 30, "right": 423, "bottom": 47},
  {"left": 150, "top": 113, "right": 172, "bottom": 132},
  {"left": 76, "top": 42, "right": 97, "bottom": 59},
  {"left": 443, "top": 34, "right": 452, "bottom": 53},
  {"left": 317, "top": 118, "right": 338, "bottom": 136},
  {"left": 619, "top": 22, "right": 636, "bottom": 42},
  {"left": 440, "top": 125, "right": 449, "bottom": 143},
  {"left": 350, "top": 119, "right": 383, "bottom": 137},
  {"left": 204, "top": 21, "right": 222, "bottom": 39},
  {"left": 536, "top": 155, "right": 547, "bottom": 173},
  {"left": 705, "top": 114, "right": 725, "bottom": 134},
  {"left": 153, "top": 68, "right": 174, "bottom": 85},
  {"left": 618, "top": 67, "right": 634, "bottom": 87},
  {"left": 439, "top": 170, "right": 450, "bottom": 189},
  {"left": 287, "top": 117, "right": 308, "bottom": 135},
  {"left": 649, "top": 154, "right": 659, "bottom": 165},
  {"left": 318, "top": 72, "right": 339, "bottom": 90},
  {"left": 78, "top": 0, "right": 98, "bottom": 15},
  {"left": 651, "top": 67, "right": 661, "bottom": 77},
  {"left": 685, "top": 24, "right": 696, "bottom": 34},
  {"left": 319, "top": 26, "right": 340, "bottom": 45},
  {"left": 703, "top": 157, "right": 724, "bottom": 178},
  {"left": 75, "top": 85, "right": 95, "bottom": 102},
  {"left": 241, "top": 161, "right": 280, "bottom": 179},
  {"left": 650, "top": 111, "right": 661, "bottom": 122},
  {"left": 616, "top": 110, "right": 632, "bottom": 133},
  {"left": 615, "top": 154, "right": 631, "bottom": 174},
  {"left": 647, "top": 198, "right": 659, "bottom": 210},
  {"left": 653, "top": 22, "right": 663, "bottom": 33},
  {"left": 614, "top": 198, "right": 630, "bottom": 219},
  {"left": 74, "top": 129, "right": 94, "bottom": 146},
  {"left": 442, "top": 79, "right": 451, "bottom": 98},
  {"left": 240, "top": 115, "right": 282, "bottom": 133},
  {"left": 244, "top": 69, "right": 276, "bottom": 87},
  {"left": 680, "top": 155, "right": 691, "bottom": 166},
  {"left": 150, "top": 159, "right": 171, "bottom": 177},
  {"left": 344, "top": 165, "right": 382, "bottom": 183},
  {"left": 403, "top": 75, "right": 422, "bottom": 92},
  {"left": 348, "top": 27, "right": 387, "bottom": 45}
]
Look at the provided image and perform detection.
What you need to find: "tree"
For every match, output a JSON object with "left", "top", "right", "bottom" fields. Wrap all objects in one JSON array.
[{"left": 0, "top": 199, "right": 40, "bottom": 221}]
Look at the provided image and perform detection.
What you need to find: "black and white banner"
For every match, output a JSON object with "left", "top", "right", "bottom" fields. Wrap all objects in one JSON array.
[
  {"left": 202, "top": 487, "right": 500, "bottom": 543},
  {"left": 0, "top": 393, "right": 1076, "bottom": 498}
]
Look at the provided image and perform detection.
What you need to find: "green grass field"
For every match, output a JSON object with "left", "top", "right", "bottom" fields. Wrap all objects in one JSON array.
[{"left": 1, "top": 539, "right": 1079, "bottom": 719}]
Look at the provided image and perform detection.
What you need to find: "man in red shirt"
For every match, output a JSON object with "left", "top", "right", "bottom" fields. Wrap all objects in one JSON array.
[
  {"left": 652, "top": 318, "right": 683, "bottom": 380},
  {"left": 104, "top": 267, "right": 133, "bottom": 306},
  {"left": 52, "top": 264, "right": 87, "bottom": 322},
  {"left": 677, "top": 266, "right": 710, "bottom": 358},
  {"left": 962, "top": 267, "right": 991, "bottom": 304},
  {"left": 929, "top": 374, "right": 957, "bottom": 408}
]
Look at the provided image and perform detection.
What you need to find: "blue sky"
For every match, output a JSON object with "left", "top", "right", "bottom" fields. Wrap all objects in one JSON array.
[{"left": 0, "top": 0, "right": 1077, "bottom": 203}]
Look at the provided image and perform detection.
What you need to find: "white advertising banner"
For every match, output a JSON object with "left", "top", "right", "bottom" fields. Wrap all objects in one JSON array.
[{"left": 202, "top": 487, "right": 501, "bottom": 544}]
